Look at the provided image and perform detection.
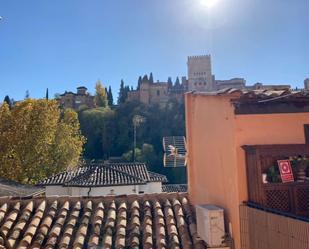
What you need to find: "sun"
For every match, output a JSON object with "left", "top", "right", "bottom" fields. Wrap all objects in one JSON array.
[{"left": 200, "top": 0, "right": 219, "bottom": 8}]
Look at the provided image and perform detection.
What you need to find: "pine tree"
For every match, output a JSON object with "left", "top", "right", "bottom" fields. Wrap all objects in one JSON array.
[
  {"left": 95, "top": 80, "right": 108, "bottom": 108},
  {"left": 175, "top": 77, "right": 180, "bottom": 86},
  {"left": 124, "top": 86, "right": 130, "bottom": 102},
  {"left": 118, "top": 79, "right": 126, "bottom": 104},
  {"left": 3, "top": 95, "right": 12, "bottom": 108},
  {"left": 46, "top": 88, "right": 49, "bottom": 100},
  {"left": 25, "top": 90, "right": 30, "bottom": 99},
  {"left": 167, "top": 77, "right": 173, "bottom": 89},
  {"left": 137, "top": 76, "right": 142, "bottom": 90},
  {"left": 107, "top": 86, "right": 113, "bottom": 106},
  {"left": 149, "top": 72, "right": 154, "bottom": 84},
  {"left": 142, "top": 75, "right": 148, "bottom": 82}
]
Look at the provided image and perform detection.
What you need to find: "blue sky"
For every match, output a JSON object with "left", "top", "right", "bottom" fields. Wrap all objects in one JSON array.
[{"left": 0, "top": 0, "right": 308, "bottom": 100}]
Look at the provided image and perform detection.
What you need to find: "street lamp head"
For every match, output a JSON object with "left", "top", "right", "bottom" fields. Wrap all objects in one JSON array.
[{"left": 133, "top": 115, "right": 146, "bottom": 126}]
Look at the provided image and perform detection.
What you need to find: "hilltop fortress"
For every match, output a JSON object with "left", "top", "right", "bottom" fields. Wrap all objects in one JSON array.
[
  {"left": 58, "top": 55, "right": 292, "bottom": 109},
  {"left": 127, "top": 55, "right": 290, "bottom": 105}
]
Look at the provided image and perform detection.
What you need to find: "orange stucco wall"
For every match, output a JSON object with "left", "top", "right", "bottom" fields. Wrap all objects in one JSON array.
[{"left": 185, "top": 92, "right": 309, "bottom": 249}]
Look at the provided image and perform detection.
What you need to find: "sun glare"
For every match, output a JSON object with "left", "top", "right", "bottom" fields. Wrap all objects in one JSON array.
[{"left": 200, "top": 0, "right": 219, "bottom": 8}]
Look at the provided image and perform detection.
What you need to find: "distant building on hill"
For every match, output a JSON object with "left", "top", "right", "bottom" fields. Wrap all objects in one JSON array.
[
  {"left": 57, "top": 56, "right": 293, "bottom": 108},
  {"left": 58, "top": 86, "right": 95, "bottom": 110},
  {"left": 127, "top": 76, "right": 187, "bottom": 105},
  {"left": 187, "top": 55, "right": 215, "bottom": 91},
  {"left": 246, "top": 82, "right": 290, "bottom": 90},
  {"left": 216, "top": 78, "right": 246, "bottom": 90},
  {"left": 127, "top": 55, "right": 291, "bottom": 105}
]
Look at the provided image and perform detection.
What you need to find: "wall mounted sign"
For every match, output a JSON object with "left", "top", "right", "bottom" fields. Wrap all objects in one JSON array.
[{"left": 277, "top": 159, "right": 294, "bottom": 183}]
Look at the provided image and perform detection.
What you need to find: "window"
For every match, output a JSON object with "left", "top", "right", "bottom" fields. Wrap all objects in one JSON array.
[
  {"left": 157, "top": 90, "right": 160, "bottom": 96},
  {"left": 138, "top": 191, "right": 144, "bottom": 194}
]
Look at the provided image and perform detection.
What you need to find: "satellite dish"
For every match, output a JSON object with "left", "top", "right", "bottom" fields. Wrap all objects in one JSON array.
[{"left": 163, "top": 136, "right": 187, "bottom": 167}]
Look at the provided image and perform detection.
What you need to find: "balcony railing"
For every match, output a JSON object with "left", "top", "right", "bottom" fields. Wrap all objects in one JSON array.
[
  {"left": 263, "top": 182, "right": 309, "bottom": 216},
  {"left": 243, "top": 144, "right": 309, "bottom": 217}
]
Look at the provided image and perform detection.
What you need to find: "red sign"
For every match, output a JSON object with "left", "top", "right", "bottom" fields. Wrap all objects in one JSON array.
[{"left": 277, "top": 160, "right": 294, "bottom": 183}]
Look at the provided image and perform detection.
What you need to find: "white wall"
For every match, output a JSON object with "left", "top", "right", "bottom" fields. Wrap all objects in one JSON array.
[
  {"left": 45, "top": 185, "right": 70, "bottom": 196},
  {"left": 71, "top": 185, "right": 139, "bottom": 196},
  {"left": 139, "top": 182, "right": 162, "bottom": 194},
  {"left": 45, "top": 182, "right": 162, "bottom": 197}
]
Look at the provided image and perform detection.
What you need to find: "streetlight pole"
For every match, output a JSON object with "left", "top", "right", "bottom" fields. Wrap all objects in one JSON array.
[
  {"left": 132, "top": 115, "right": 145, "bottom": 162},
  {"left": 133, "top": 121, "right": 137, "bottom": 162}
]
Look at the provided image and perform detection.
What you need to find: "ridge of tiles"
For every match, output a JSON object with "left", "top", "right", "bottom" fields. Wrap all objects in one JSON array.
[
  {"left": 39, "top": 162, "right": 168, "bottom": 187},
  {"left": 0, "top": 193, "right": 206, "bottom": 249},
  {"left": 66, "top": 166, "right": 146, "bottom": 187}
]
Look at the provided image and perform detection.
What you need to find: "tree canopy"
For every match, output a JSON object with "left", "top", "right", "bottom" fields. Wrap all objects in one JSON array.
[
  {"left": 0, "top": 99, "right": 85, "bottom": 183},
  {"left": 3, "top": 95, "right": 12, "bottom": 108},
  {"left": 78, "top": 97, "right": 186, "bottom": 182},
  {"left": 117, "top": 79, "right": 130, "bottom": 104},
  {"left": 95, "top": 80, "right": 108, "bottom": 107},
  {"left": 107, "top": 86, "right": 113, "bottom": 106},
  {"left": 149, "top": 72, "right": 154, "bottom": 83}
]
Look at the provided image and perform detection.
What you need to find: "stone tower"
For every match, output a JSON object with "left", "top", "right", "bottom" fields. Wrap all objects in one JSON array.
[
  {"left": 304, "top": 78, "right": 309, "bottom": 90},
  {"left": 187, "top": 55, "right": 215, "bottom": 91}
]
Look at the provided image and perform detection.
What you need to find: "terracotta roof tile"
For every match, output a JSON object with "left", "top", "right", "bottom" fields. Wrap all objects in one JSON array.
[{"left": 0, "top": 193, "right": 206, "bottom": 249}]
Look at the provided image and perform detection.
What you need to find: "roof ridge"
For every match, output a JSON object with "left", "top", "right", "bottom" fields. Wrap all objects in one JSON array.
[
  {"left": 37, "top": 166, "right": 83, "bottom": 186},
  {"left": 106, "top": 164, "right": 148, "bottom": 183},
  {"left": 65, "top": 163, "right": 148, "bottom": 186},
  {"left": 64, "top": 165, "right": 97, "bottom": 185}
]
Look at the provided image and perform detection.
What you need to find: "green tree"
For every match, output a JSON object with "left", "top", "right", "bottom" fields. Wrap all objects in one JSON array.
[
  {"left": 121, "top": 143, "right": 156, "bottom": 166},
  {"left": 0, "top": 99, "right": 85, "bottom": 183},
  {"left": 167, "top": 77, "right": 173, "bottom": 89},
  {"left": 45, "top": 88, "right": 49, "bottom": 100},
  {"left": 137, "top": 76, "right": 142, "bottom": 90},
  {"left": 107, "top": 86, "right": 113, "bottom": 106},
  {"left": 142, "top": 75, "right": 148, "bottom": 82},
  {"left": 25, "top": 90, "right": 30, "bottom": 99},
  {"left": 175, "top": 77, "right": 180, "bottom": 86},
  {"left": 79, "top": 107, "right": 117, "bottom": 158},
  {"left": 78, "top": 96, "right": 187, "bottom": 183},
  {"left": 118, "top": 79, "right": 125, "bottom": 104},
  {"left": 3, "top": 95, "right": 12, "bottom": 108},
  {"left": 149, "top": 72, "right": 154, "bottom": 83},
  {"left": 95, "top": 80, "right": 108, "bottom": 107},
  {"left": 118, "top": 79, "right": 130, "bottom": 104},
  {"left": 121, "top": 148, "right": 142, "bottom": 162}
]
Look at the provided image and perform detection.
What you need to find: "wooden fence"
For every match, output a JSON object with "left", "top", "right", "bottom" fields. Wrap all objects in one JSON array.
[{"left": 240, "top": 204, "right": 309, "bottom": 249}]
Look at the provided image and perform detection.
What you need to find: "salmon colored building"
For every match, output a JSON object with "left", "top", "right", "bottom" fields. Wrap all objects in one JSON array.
[{"left": 185, "top": 89, "right": 309, "bottom": 249}]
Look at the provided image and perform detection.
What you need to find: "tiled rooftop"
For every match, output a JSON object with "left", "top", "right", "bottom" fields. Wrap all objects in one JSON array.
[
  {"left": 39, "top": 162, "right": 168, "bottom": 187},
  {"left": 190, "top": 88, "right": 309, "bottom": 102},
  {"left": 0, "top": 178, "right": 43, "bottom": 197},
  {"left": 0, "top": 193, "right": 206, "bottom": 249}
]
